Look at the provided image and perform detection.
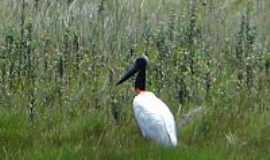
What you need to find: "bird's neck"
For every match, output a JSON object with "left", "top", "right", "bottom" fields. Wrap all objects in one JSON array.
[{"left": 135, "top": 68, "right": 146, "bottom": 93}]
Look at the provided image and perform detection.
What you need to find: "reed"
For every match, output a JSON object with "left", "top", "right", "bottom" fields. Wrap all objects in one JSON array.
[{"left": 0, "top": 0, "right": 269, "bottom": 159}]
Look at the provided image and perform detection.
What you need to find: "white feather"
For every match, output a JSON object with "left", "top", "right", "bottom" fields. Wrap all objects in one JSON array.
[{"left": 133, "top": 91, "right": 177, "bottom": 146}]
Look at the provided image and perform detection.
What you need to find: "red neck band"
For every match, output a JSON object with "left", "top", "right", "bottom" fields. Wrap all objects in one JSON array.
[{"left": 135, "top": 88, "right": 145, "bottom": 94}]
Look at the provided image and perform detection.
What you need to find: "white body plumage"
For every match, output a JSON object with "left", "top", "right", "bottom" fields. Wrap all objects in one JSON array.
[{"left": 133, "top": 91, "right": 178, "bottom": 146}]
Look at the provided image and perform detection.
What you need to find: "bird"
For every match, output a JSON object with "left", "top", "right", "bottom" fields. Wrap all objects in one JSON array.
[{"left": 116, "top": 55, "right": 178, "bottom": 147}]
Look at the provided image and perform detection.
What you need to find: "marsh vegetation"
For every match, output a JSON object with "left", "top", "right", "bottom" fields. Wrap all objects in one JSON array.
[{"left": 0, "top": 0, "right": 269, "bottom": 159}]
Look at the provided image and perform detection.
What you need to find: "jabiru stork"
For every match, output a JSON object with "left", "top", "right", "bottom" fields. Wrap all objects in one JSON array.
[{"left": 116, "top": 55, "right": 178, "bottom": 147}]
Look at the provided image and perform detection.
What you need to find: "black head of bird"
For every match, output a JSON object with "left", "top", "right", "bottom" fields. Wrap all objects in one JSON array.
[{"left": 116, "top": 55, "right": 149, "bottom": 91}]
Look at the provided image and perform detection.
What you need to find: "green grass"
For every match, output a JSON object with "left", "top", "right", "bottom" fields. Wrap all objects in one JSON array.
[
  {"left": 0, "top": 0, "right": 270, "bottom": 159},
  {"left": 0, "top": 105, "right": 269, "bottom": 160},
  {"left": 0, "top": 112, "right": 248, "bottom": 160}
]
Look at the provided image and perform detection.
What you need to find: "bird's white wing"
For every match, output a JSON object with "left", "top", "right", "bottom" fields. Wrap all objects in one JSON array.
[
  {"left": 133, "top": 92, "right": 177, "bottom": 146},
  {"left": 133, "top": 104, "right": 172, "bottom": 146},
  {"left": 155, "top": 97, "right": 178, "bottom": 146}
]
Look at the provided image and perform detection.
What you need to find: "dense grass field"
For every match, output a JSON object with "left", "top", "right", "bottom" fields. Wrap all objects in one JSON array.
[{"left": 0, "top": 0, "right": 270, "bottom": 159}]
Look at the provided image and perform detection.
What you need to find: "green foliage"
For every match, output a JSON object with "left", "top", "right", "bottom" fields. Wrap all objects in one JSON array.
[{"left": 0, "top": 0, "right": 269, "bottom": 159}]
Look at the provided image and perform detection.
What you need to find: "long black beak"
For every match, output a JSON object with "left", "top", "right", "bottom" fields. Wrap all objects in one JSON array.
[{"left": 116, "top": 64, "right": 138, "bottom": 85}]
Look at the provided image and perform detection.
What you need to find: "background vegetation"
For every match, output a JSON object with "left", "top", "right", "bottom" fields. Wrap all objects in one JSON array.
[{"left": 0, "top": 0, "right": 269, "bottom": 159}]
